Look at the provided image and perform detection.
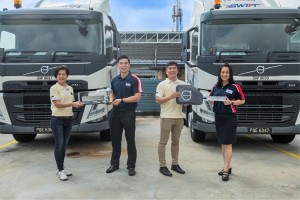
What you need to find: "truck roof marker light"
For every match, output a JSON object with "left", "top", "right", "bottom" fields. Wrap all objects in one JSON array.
[
  {"left": 14, "top": 0, "right": 22, "bottom": 9},
  {"left": 214, "top": 0, "right": 221, "bottom": 9}
]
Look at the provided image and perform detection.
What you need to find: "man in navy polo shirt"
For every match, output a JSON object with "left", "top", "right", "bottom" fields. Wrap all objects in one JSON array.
[{"left": 106, "top": 55, "right": 142, "bottom": 176}]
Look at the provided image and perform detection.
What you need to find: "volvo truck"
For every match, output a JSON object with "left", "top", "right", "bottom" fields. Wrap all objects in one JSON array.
[
  {"left": 182, "top": 0, "right": 300, "bottom": 143},
  {"left": 0, "top": 0, "right": 120, "bottom": 142}
]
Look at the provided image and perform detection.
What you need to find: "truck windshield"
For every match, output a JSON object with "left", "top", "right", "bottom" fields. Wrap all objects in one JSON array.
[
  {"left": 0, "top": 19, "right": 102, "bottom": 54},
  {"left": 201, "top": 18, "right": 300, "bottom": 56}
]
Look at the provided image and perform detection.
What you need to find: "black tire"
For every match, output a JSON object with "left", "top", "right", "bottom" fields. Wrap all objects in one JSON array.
[
  {"left": 270, "top": 134, "right": 295, "bottom": 144},
  {"left": 190, "top": 122, "right": 206, "bottom": 142},
  {"left": 13, "top": 134, "right": 37, "bottom": 143},
  {"left": 100, "top": 129, "right": 111, "bottom": 141}
]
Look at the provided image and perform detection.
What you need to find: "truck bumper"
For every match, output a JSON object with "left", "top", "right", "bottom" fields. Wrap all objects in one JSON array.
[
  {"left": 0, "top": 120, "right": 109, "bottom": 134},
  {"left": 194, "top": 121, "right": 300, "bottom": 134}
]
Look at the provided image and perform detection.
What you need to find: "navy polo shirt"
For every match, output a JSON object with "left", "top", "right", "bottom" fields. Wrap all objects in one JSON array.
[
  {"left": 111, "top": 71, "right": 142, "bottom": 111},
  {"left": 210, "top": 83, "right": 245, "bottom": 114}
]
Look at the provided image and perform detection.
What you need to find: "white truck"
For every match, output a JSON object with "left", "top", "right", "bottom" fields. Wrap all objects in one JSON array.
[
  {"left": 0, "top": 0, "right": 120, "bottom": 142},
  {"left": 182, "top": 0, "right": 300, "bottom": 143}
]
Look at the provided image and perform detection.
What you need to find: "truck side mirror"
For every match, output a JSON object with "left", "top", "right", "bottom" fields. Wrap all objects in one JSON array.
[
  {"left": 0, "top": 48, "right": 4, "bottom": 62},
  {"left": 105, "top": 25, "right": 121, "bottom": 60},
  {"left": 181, "top": 26, "right": 198, "bottom": 62},
  {"left": 181, "top": 32, "right": 190, "bottom": 62},
  {"left": 113, "top": 30, "right": 121, "bottom": 59}
]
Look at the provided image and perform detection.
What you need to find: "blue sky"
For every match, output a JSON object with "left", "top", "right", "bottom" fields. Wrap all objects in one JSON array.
[{"left": 0, "top": 0, "right": 299, "bottom": 31}]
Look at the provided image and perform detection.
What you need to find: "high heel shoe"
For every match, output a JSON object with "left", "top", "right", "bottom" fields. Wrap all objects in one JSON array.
[
  {"left": 218, "top": 168, "right": 232, "bottom": 176},
  {"left": 222, "top": 171, "right": 229, "bottom": 181}
]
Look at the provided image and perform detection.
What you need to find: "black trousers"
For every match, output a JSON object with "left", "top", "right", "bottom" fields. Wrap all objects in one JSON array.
[{"left": 109, "top": 109, "right": 137, "bottom": 169}]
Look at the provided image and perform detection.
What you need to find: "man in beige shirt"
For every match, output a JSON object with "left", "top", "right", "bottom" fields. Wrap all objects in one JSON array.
[{"left": 156, "top": 61, "right": 186, "bottom": 177}]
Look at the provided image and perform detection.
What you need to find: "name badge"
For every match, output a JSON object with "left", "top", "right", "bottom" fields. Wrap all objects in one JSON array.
[{"left": 226, "top": 89, "right": 233, "bottom": 94}]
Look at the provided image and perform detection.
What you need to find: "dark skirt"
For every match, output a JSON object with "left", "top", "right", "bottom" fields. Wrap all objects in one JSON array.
[{"left": 215, "top": 113, "right": 237, "bottom": 144}]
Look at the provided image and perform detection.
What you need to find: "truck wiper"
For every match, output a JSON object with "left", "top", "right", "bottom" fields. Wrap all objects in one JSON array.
[
  {"left": 267, "top": 51, "right": 300, "bottom": 61},
  {"left": 52, "top": 51, "right": 98, "bottom": 61},
  {"left": 5, "top": 50, "right": 47, "bottom": 55},
  {"left": 216, "top": 50, "right": 261, "bottom": 62},
  {"left": 1, "top": 50, "right": 48, "bottom": 62}
]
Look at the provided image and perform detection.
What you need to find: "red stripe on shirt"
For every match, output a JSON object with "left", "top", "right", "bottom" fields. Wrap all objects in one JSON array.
[
  {"left": 132, "top": 74, "right": 142, "bottom": 93},
  {"left": 209, "top": 85, "right": 216, "bottom": 96},
  {"left": 231, "top": 104, "right": 237, "bottom": 113},
  {"left": 233, "top": 84, "right": 245, "bottom": 100}
]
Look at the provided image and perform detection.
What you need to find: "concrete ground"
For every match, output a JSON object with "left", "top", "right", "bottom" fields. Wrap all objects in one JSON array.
[{"left": 0, "top": 116, "right": 299, "bottom": 200}]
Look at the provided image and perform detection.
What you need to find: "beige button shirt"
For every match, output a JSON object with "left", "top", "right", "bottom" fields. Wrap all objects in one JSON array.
[
  {"left": 156, "top": 78, "right": 185, "bottom": 118},
  {"left": 50, "top": 83, "right": 75, "bottom": 116}
]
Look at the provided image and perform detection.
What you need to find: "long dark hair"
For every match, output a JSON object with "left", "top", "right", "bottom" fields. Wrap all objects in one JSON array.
[{"left": 216, "top": 63, "right": 235, "bottom": 87}]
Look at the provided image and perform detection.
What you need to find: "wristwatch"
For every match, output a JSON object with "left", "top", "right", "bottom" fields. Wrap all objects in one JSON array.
[
  {"left": 121, "top": 98, "right": 124, "bottom": 103},
  {"left": 231, "top": 101, "right": 234, "bottom": 105}
]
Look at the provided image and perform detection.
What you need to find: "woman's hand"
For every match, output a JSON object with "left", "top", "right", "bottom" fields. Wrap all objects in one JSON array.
[
  {"left": 72, "top": 101, "right": 83, "bottom": 108},
  {"left": 223, "top": 96, "right": 232, "bottom": 105}
]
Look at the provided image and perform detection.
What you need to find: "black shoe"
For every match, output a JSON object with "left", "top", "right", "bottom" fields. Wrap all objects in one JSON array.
[
  {"left": 218, "top": 168, "right": 232, "bottom": 176},
  {"left": 171, "top": 164, "right": 185, "bottom": 174},
  {"left": 159, "top": 167, "right": 172, "bottom": 177},
  {"left": 128, "top": 168, "right": 136, "bottom": 176},
  {"left": 222, "top": 171, "right": 229, "bottom": 181},
  {"left": 106, "top": 165, "right": 119, "bottom": 173}
]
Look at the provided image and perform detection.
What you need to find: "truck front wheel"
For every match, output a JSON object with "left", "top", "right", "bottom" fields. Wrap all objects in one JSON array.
[
  {"left": 13, "top": 134, "right": 37, "bottom": 142},
  {"left": 270, "top": 134, "right": 295, "bottom": 144},
  {"left": 190, "top": 122, "right": 206, "bottom": 142},
  {"left": 100, "top": 129, "right": 111, "bottom": 141}
]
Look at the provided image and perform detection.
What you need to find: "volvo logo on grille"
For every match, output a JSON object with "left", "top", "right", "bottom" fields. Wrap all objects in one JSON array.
[
  {"left": 256, "top": 66, "right": 265, "bottom": 74},
  {"left": 40, "top": 66, "right": 49, "bottom": 74}
]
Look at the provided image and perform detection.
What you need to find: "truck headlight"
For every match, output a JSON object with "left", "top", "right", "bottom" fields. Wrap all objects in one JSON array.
[{"left": 87, "top": 104, "right": 105, "bottom": 119}]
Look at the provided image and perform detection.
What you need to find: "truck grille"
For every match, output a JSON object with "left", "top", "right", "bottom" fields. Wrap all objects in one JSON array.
[
  {"left": 3, "top": 81, "right": 87, "bottom": 127},
  {"left": 237, "top": 92, "right": 299, "bottom": 127}
]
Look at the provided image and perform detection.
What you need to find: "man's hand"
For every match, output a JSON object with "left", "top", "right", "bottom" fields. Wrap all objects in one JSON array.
[
  {"left": 112, "top": 99, "right": 122, "bottom": 106},
  {"left": 170, "top": 92, "right": 181, "bottom": 99}
]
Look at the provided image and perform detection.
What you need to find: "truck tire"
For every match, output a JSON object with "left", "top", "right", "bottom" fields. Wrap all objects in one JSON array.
[
  {"left": 270, "top": 134, "right": 295, "bottom": 144},
  {"left": 100, "top": 129, "right": 111, "bottom": 141},
  {"left": 190, "top": 122, "right": 206, "bottom": 142},
  {"left": 13, "top": 134, "right": 37, "bottom": 142}
]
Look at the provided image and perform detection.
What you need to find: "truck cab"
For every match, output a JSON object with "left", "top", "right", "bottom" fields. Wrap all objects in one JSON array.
[
  {"left": 182, "top": 0, "right": 300, "bottom": 143},
  {"left": 0, "top": 1, "right": 120, "bottom": 142}
]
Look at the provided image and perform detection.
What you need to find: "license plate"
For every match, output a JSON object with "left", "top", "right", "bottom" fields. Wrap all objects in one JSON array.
[
  {"left": 35, "top": 127, "right": 52, "bottom": 133},
  {"left": 248, "top": 127, "right": 272, "bottom": 133}
]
